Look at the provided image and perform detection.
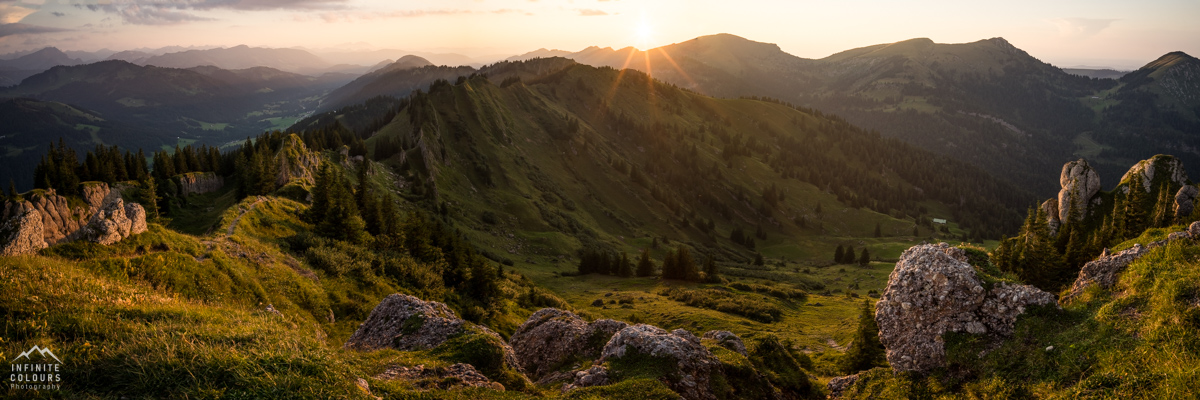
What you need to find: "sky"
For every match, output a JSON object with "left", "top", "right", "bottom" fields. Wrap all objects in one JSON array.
[{"left": 1, "top": 0, "right": 1197, "bottom": 69}]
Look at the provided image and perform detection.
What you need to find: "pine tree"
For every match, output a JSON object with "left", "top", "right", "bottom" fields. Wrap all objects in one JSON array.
[
  {"left": 1123, "top": 177, "right": 1149, "bottom": 239},
  {"left": 839, "top": 300, "right": 886, "bottom": 374},
  {"left": 859, "top": 248, "right": 870, "bottom": 266},
  {"left": 753, "top": 253, "right": 765, "bottom": 266},
  {"left": 874, "top": 223, "right": 882, "bottom": 238},
  {"left": 843, "top": 245, "right": 856, "bottom": 264},
  {"left": 834, "top": 245, "right": 844, "bottom": 264},
  {"left": 703, "top": 257, "right": 720, "bottom": 283},
  {"left": 7, "top": 179, "right": 16, "bottom": 199},
  {"left": 617, "top": 252, "right": 633, "bottom": 278},
  {"left": 679, "top": 247, "right": 700, "bottom": 281},
  {"left": 661, "top": 249, "right": 678, "bottom": 279},
  {"left": 636, "top": 249, "right": 655, "bottom": 277},
  {"left": 139, "top": 177, "right": 160, "bottom": 220}
]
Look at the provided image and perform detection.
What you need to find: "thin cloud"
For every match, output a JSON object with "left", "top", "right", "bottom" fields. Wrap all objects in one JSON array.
[
  {"left": 578, "top": 9, "right": 608, "bottom": 16},
  {"left": 1052, "top": 18, "right": 1117, "bottom": 38},
  {"left": 51, "top": 12, "right": 66, "bottom": 17},
  {"left": 0, "top": 22, "right": 70, "bottom": 38},
  {"left": 82, "top": 0, "right": 349, "bottom": 25},
  {"left": 300, "top": 8, "right": 525, "bottom": 23}
]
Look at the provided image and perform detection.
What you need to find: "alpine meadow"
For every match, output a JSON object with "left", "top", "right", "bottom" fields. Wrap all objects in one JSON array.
[{"left": 1, "top": 1, "right": 1199, "bottom": 399}]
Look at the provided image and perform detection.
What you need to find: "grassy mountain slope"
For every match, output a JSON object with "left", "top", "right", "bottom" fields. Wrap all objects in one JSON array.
[
  {"left": 838, "top": 228, "right": 1200, "bottom": 399},
  {"left": 298, "top": 59, "right": 1033, "bottom": 353}
]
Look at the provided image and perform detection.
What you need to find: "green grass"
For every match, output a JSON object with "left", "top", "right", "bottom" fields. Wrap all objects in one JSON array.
[
  {"left": 838, "top": 238, "right": 1200, "bottom": 399},
  {"left": 166, "top": 185, "right": 240, "bottom": 235}
]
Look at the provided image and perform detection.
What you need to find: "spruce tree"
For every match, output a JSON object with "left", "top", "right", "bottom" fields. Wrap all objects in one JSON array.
[
  {"left": 843, "top": 245, "right": 856, "bottom": 264},
  {"left": 834, "top": 245, "right": 844, "bottom": 264},
  {"left": 839, "top": 300, "right": 886, "bottom": 374},
  {"left": 617, "top": 252, "right": 633, "bottom": 278},
  {"left": 636, "top": 249, "right": 655, "bottom": 277},
  {"left": 859, "top": 248, "right": 870, "bottom": 266},
  {"left": 139, "top": 177, "right": 160, "bottom": 220},
  {"left": 703, "top": 257, "right": 720, "bottom": 283},
  {"left": 661, "top": 249, "right": 678, "bottom": 279},
  {"left": 753, "top": 253, "right": 765, "bottom": 266}
]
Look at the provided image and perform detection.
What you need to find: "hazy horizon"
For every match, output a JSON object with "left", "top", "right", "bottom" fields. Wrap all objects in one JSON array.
[{"left": 1, "top": 0, "right": 1198, "bottom": 70}]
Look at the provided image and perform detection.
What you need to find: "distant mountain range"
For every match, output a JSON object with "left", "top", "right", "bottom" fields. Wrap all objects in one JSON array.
[
  {"left": 504, "top": 34, "right": 1196, "bottom": 195},
  {"left": 1064, "top": 68, "right": 1129, "bottom": 80},
  {"left": 0, "top": 47, "right": 83, "bottom": 86},
  {"left": 0, "top": 60, "right": 351, "bottom": 189}
]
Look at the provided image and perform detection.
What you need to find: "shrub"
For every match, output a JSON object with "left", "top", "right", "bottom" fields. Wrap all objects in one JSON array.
[{"left": 660, "top": 287, "right": 783, "bottom": 323}]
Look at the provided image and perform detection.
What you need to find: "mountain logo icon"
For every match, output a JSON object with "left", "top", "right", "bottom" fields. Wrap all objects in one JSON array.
[{"left": 11, "top": 345, "right": 62, "bottom": 364}]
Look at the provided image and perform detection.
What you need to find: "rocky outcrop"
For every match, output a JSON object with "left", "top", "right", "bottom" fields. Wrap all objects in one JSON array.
[
  {"left": 1040, "top": 198, "right": 1061, "bottom": 235},
  {"left": 27, "top": 189, "right": 88, "bottom": 245},
  {"left": 1120, "top": 155, "right": 1188, "bottom": 193},
  {"left": 1175, "top": 185, "right": 1198, "bottom": 219},
  {"left": 0, "top": 202, "right": 47, "bottom": 256},
  {"left": 509, "top": 308, "right": 628, "bottom": 381},
  {"left": 701, "top": 330, "right": 747, "bottom": 357},
  {"left": 176, "top": 172, "right": 225, "bottom": 196},
  {"left": 1057, "top": 159, "right": 1102, "bottom": 223},
  {"left": 374, "top": 363, "right": 505, "bottom": 391},
  {"left": 875, "top": 243, "right": 1057, "bottom": 373},
  {"left": 1064, "top": 222, "right": 1200, "bottom": 302},
  {"left": 827, "top": 374, "right": 860, "bottom": 399},
  {"left": 0, "top": 182, "right": 148, "bottom": 255},
  {"left": 81, "top": 198, "right": 148, "bottom": 245},
  {"left": 275, "top": 134, "right": 322, "bottom": 187},
  {"left": 344, "top": 293, "right": 468, "bottom": 351},
  {"left": 580, "top": 324, "right": 722, "bottom": 400}
]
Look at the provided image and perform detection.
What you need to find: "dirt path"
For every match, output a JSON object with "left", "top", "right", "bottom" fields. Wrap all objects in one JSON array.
[{"left": 226, "top": 196, "right": 265, "bottom": 236}]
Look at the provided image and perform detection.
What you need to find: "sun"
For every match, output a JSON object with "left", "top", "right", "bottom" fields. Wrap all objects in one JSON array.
[{"left": 634, "top": 20, "right": 655, "bottom": 49}]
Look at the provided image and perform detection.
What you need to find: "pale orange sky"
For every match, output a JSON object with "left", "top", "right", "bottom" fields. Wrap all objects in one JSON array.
[{"left": 3, "top": 0, "right": 1198, "bottom": 69}]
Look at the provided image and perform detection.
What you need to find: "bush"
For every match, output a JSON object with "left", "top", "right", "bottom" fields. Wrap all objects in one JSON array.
[
  {"left": 728, "top": 281, "right": 807, "bottom": 301},
  {"left": 660, "top": 287, "right": 783, "bottom": 323}
]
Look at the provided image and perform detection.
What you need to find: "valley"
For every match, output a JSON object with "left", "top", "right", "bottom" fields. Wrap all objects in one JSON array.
[{"left": 0, "top": 26, "right": 1198, "bottom": 399}]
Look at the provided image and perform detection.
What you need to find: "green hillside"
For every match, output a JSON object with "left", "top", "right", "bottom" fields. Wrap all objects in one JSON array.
[{"left": 0, "top": 58, "right": 1045, "bottom": 398}]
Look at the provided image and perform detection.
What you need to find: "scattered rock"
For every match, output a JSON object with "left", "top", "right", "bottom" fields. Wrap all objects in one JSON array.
[
  {"left": 343, "top": 293, "right": 467, "bottom": 351},
  {"left": 1190, "top": 221, "right": 1200, "bottom": 238},
  {"left": 1058, "top": 159, "right": 1102, "bottom": 223},
  {"left": 827, "top": 374, "right": 859, "bottom": 399},
  {"left": 591, "top": 299, "right": 604, "bottom": 307},
  {"left": 1176, "top": 185, "right": 1199, "bottom": 219},
  {"left": 562, "top": 365, "right": 609, "bottom": 391},
  {"left": 0, "top": 202, "right": 47, "bottom": 256},
  {"left": 375, "top": 363, "right": 505, "bottom": 391},
  {"left": 875, "top": 243, "right": 1056, "bottom": 373},
  {"left": 701, "top": 330, "right": 747, "bottom": 356}
]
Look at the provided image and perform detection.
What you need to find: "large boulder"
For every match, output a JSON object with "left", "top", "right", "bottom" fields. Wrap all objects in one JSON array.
[
  {"left": 1120, "top": 155, "right": 1188, "bottom": 193},
  {"left": 0, "top": 202, "right": 48, "bottom": 256},
  {"left": 581, "top": 324, "right": 722, "bottom": 400},
  {"left": 344, "top": 293, "right": 468, "bottom": 351},
  {"left": 510, "top": 308, "right": 628, "bottom": 381},
  {"left": 1175, "top": 185, "right": 1199, "bottom": 219},
  {"left": 1057, "top": 159, "right": 1101, "bottom": 222},
  {"left": 875, "top": 243, "right": 1056, "bottom": 373}
]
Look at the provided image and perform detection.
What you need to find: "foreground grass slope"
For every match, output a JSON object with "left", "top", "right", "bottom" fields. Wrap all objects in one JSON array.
[{"left": 838, "top": 232, "right": 1200, "bottom": 399}]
